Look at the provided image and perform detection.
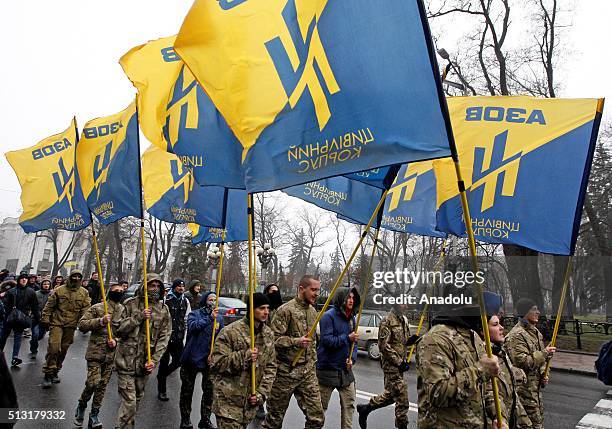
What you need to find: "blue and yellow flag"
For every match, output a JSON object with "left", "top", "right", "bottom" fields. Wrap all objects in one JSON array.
[
  {"left": 120, "top": 36, "right": 245, "bottom": 189},
  {"left": 435, "top": 96, "right": 604, "bottom": 255},
  {"left": 188, "top": 189, "right": 248, "bottom": 243},
  {"left": 283, "top": 176, "right": 384, "bottom": 226},
  {"left": 6, "top": 119, "right": 91, "bottom": 232},
  {"left": 141, "top": 145, "right": 225, "bottom": 226},
  {"left": 175, "top": 0, "right": 452, "bottom": 192},
  {"left": 76, "top": 102, "right": 141, "bottom": 224},
  {"left": 382, "top": 161, "right": 446, "bottom": 237}
]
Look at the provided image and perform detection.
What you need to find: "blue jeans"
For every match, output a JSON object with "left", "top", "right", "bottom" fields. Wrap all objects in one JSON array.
[
  {"left": 30, "top": 323, "right": 47, "bottom": 353},
  {"left": 0, "top": 323, "right": 24, "bottom": 359}
]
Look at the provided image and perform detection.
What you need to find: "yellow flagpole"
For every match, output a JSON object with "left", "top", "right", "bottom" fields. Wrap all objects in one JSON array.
[
  {"left": 134, "top": 100, "right": 151, "bottom": 365},
  {"left": 292, "top": 190, "right": 388, "bottom": 366},
  {"left": 247, "top": 195, "right": 256, "bottom": 395},
  {"left": 348, "top": 227, "right": 381, "bottom": 361},
  {"left": 140, "top": 223, "right": 152, "bottom": 364},
  {"left": 543, "top": 256, "right": 573, "bottom": 379},
  {"left": 209, "top": 243, "right": 225, "bottom": 358},
  {"left": 88, "top": 215, "right": 112, "bottom": 342},
  {"left": 405, "top": 240, "right": 447, "bottom": 364},
  {"left": 452, "top": 160, "right": 503, "bottom": 425}
]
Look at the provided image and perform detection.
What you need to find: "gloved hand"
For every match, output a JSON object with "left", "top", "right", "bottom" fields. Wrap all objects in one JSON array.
[
  {"left": 406, "top": 334, "right": 419, "bottom": 347},
  {"left": 398, "top": 361, "right": 410, "bottom": 373}
]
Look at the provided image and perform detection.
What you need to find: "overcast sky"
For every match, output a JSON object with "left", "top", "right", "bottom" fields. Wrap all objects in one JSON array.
[{"left": 0, "top": 0, "right": 609, "bottom": 223}]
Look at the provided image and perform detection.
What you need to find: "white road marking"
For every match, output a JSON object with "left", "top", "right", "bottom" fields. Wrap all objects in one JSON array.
[{"left": 356, "top": 389, "right": 419, "bottom": 412}]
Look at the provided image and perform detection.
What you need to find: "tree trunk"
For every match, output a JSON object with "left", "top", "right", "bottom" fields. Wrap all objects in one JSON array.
[
  {"left": 503, "top": 244, "right": 544, "bottom": 311},
  {"left": 551, "top": 255, "right": 573, "bottom": 318}
]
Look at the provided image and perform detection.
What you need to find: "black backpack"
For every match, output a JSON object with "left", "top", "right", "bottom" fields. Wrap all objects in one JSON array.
[{"left": 595, "top": 340, "right": 612, "bottom": 385}]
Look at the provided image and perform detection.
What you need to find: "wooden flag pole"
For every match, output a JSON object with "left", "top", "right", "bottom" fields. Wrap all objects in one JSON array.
[
  {"left": 88, "top": 212, "right": 113, "bottom": 342},
  {"left": 292, "top": 190, "right": 388, "bottom": 366},
  {"left": 208, "top": 243, "right": 225, "bottom": 358},
  {"left": 348, "top": 227, "right": 380, "bottom": 361},
  {"left": 134, "top": 100, "right": 152, "bottom": 364},
  {"left": 247, "top": 194, "right": 257, "bottom": 395},
  {"left": 405, "top": 240, "right": 447, "bottom": 365},
  {"left": 543, "top": 257, "right": 573, "bottom": 379}
]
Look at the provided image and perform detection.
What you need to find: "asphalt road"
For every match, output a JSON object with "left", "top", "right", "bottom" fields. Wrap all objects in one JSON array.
[{"left": 2, "top": 332, "right": 608, "bottom": 429}]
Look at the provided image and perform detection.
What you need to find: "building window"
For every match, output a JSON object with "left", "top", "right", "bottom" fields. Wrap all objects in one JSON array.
[{"left": 42, "top": 249, "right": 51, "bottom": 262}]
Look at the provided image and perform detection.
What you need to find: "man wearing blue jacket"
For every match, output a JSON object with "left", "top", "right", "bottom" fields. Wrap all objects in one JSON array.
[
  {"left": 179, "top": 291, "right": 224, "bottom": 429},
  {"left": 316, "top": 286, "right": 360, "bottom": 429}
]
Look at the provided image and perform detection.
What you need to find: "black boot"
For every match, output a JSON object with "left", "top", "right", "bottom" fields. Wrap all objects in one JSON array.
[
  {"left": 73, "top": 401, "right": 87, "bottom": 427},
  {"left": 51, "top": 373, "right": 61, "bottom": 383},
  {"left": 180, "top": 416, "right": 193, "bottom": 429},
  {"left": 396, "top": 423, "right": 408, "bottom": 429},
  {"left": 88, "top": 407, "right": 102, "bottom": 429},
  {"left": 41, "top": 374, "right": 53, "bottom": 389},
  {"left": 197, "top": 415, "right": 216, "bottom": 429},
  {"left": 357, "top": 404, "right": 372, "bottom": 429}
]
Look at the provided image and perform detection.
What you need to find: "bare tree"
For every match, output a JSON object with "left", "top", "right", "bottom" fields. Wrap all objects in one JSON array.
[
  {"left": 39, "top": 229, "right": 85, "bottom": 278},
  {"left": 145, "top": 214, "right": 178, "bottom": 275}
]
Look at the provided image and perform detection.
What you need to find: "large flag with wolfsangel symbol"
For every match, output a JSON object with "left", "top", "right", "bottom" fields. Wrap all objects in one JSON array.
[
  {"left": 6, "top": 118, "right": 91, "bottom": 232},
  {"left": 435, "top": 96, "right": 604, "bottom": 255},
  {"left": 141, "top": 145, "right": 225, "bottom": 227},
  {"left": 174, "top": 0, "right": 453, "bottom": 193},
  {"left": 76, "top": 102, "right": 141, "bottom": 225},
  {"left": 120, "top": 36, "right": 245, "bottom": 189}
]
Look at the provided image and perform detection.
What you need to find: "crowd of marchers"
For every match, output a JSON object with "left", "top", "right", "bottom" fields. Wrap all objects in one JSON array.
[{"left": 0, "top": 268, "right": 555, "bottom": 429}]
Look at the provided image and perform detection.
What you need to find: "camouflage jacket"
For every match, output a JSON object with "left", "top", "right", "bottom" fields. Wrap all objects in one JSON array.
[
  {"left": 378, "top": 309, "right": 411, "bottom": 371},
  {"left": 487, "top": 346, "right": 532, "bottom": 429},
  {"left": 211, "top": 318, "right": 277, "bottom": 424},
  {"left": 416, "top": 323, "right": 494, "bottom": 429},
  {"left": 505, "top": 322, "right": 547, "bottom": 410},
  {"left": 269, "top": 297, "right": 317, "bottom": 367},
  {"left": 114, "top": 295, "right": 172, "bottom": 375},
  {"left": 78, "top": 300, "right": 123, "bottom": 363},
  {"left": 41, "top": 284, "right": 91, "bottom": 328}
]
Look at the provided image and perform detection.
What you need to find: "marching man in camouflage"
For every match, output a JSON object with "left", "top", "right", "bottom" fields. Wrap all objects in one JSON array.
[
  {"left": 505, "top": 298, "right": 556, "bottom": 429},
  {"left": 113, "top": 273, "right": 171, "bottom": 429},
  {"left": 357, "top": 301, "right": 416, "bottom": 429},
  {"left": 262, "top": 275, "right": 325, "bottom": 429},
  {"left": 211, "top": 292, "right": 277, "bottom": 429},
  {"left": 74, "top": 283, "right": 125, "bottom": 428},
  {"left": 40, "top": 269, "right": 91, "bottom": 388},
  {"left": 416, "top": 303, "right": 506, "bottom": 429},
  {"left": 481, "top": 292, "right": 532, "bottom": 429}
]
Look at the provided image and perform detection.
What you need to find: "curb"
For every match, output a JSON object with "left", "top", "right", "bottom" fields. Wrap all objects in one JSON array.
[
  {"left": 557, "top": 349, "right": 599, "bottom": 357},
  {"left": 550, "top": 366, "right": 596, "bottom": 377}
]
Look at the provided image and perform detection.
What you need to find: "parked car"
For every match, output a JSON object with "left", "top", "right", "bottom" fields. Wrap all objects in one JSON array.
[
  {"left": 123, "top": 283, "right": 171, "bottom": 301},
  {"left": 218, "top": 296, "right": 247, "bottom": 325},
  {"left": 356, "top": 310, "right": 386, "bottom": 360},
  {"left": 355, "top": 310, "right": 418, "bottom": 360}
]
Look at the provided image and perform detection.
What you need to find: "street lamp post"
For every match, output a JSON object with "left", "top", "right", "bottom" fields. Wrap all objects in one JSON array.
[
  {"left": 437, "top": 48, "right": 471, "bottom": 96},
  {"left": 207, "top": 245, "right": 222, "bottom": 290},
  {"left": 256, "top": 243, "right": 275, "bottom": 285}
]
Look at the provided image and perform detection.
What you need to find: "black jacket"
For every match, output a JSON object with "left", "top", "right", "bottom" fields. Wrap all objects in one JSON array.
[
  {"left": 165, "top": 292, "right": 190, "bottom": 343},
  {"left": 87, "top": 279, "right": 101, "bottom": 305},
  {"left": 5, "top": 286, "right": 39, "bottom": 325}
]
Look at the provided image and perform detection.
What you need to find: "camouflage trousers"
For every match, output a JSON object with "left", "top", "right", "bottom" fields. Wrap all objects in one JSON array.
[
  {"left": 216, "top": 416, "right": 248, "bottom": 429},
  {"left": 79, "top": 360, "right": 113, "bottom": 409},
  {"left": 319, "top": 381, "right": 355, "bottom": 429},
  {"left": 262, "top": 363, "right": 325, "bottom": 429},
  {"left": 42, "top": 326, "right": 75, "bottom": 375},
  {"left": 179, "top": 364, "right": 213, "bottom": 423},
  {"left": 369, "top": 369, "right": 409, "bottom": 427},
  {"left": 115, "top": 372, "right": 149, "bottom": 429},
  {"left": 518, "top": 387, "right": 544, "bottom": 429}
]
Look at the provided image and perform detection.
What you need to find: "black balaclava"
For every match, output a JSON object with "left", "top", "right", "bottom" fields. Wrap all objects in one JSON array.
[{"left": 264, "top": 284, "right": 283, "bottom": 311}]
